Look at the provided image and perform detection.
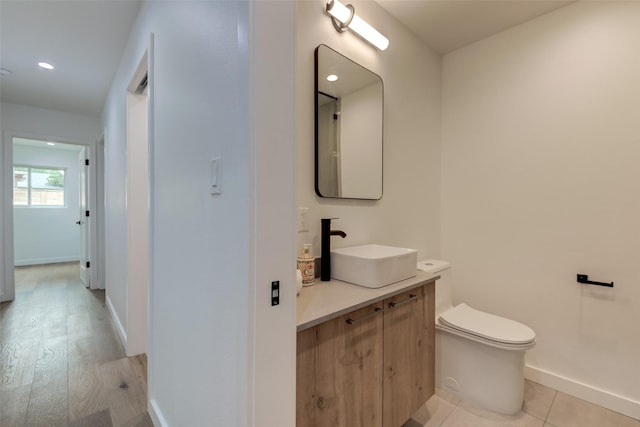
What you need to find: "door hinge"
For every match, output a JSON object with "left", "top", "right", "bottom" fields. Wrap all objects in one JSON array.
[
  {"left": 86, "top": 261, "right": 90, "bottom": 268},
  {"left": 85, "top": 210, "right": 90, "bottom": 217},
  {"left": 85, "top": 159, "right": 90, "bottom": 166}
]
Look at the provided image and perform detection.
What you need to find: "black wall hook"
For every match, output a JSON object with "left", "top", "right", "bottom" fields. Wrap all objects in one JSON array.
[{"left": 577, "top": 274, "right": 614, "bottom": 288}]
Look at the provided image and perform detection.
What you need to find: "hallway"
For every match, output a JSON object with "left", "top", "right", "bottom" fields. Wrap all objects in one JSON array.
[{"left": 0, "top": 262, "right": 151, "bottom": 426}]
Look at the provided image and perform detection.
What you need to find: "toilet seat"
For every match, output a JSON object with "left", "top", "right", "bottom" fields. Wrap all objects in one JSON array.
[{"left": 438, "top": 303, "right": 535, "bottom": 350}]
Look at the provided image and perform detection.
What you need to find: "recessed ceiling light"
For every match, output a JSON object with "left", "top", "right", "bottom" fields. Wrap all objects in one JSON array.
[
  {"left": 326, "top": 74, "right": 338, "bottom": 82},
  {"left": 47, "top": 142, "right": 56, "bottom": 146},
  {"left": 38, "top": 62, "right": 54, "bottom": 70},
  {"left": 0, "top": 68, "right": 11, "bottom": 75}
]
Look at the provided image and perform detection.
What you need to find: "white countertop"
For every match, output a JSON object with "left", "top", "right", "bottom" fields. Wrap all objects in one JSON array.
[{"left": 296, "top": 270, "right": 439, "bottom": 331}]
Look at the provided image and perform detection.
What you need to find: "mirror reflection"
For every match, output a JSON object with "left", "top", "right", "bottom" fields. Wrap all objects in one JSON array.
[{"left": 315, "top": 44, "right": 383, "bottom": 200}]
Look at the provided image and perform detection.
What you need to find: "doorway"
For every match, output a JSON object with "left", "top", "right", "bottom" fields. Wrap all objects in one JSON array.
[
  {"left": 12, "top": 138, "right": 85, "bottom": 269},
  {"left": 124, "top": 50, "right": 150, "bottom": 356},
  {"left": 1, "top": 133, "right": 103, "bottom": 302}
]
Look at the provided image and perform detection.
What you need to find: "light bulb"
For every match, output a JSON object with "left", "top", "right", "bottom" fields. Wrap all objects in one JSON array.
[
  {"left": 38, "top": 62, "right": 55, "bottom": 70},
  {"left": 326, "top": 0, "right": 351, "bottom": 24},
  {"left": 348, "top": 15, "right": 389, "bottom": 51}
]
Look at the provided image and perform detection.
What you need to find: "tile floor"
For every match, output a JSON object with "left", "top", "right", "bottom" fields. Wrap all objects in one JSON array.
[{"left": 409, "top": 381, "right": 640, "bottom": 427}]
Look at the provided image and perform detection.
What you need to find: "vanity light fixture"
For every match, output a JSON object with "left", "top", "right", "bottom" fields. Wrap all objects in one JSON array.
[
  {"left": 326, "top": 74, "right": 338, "bottom": 82},
  {"left": 38, "top": 62, "right": 55, "bottom": 70},
  {"left": 325, "top": 0, "right": 389, "bottom": 51}
]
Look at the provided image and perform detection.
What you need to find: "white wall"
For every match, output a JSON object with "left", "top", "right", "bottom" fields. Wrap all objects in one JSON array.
[
  {"left": 1, "top": 102, "right": 101, "bottom": 142},
  {"left": 13, "top": 144, "right": 81, "bottom": 265},
  {"left": 297, "top": 0, "right": 441, "bottom": 260},
  {"left": 1, "top": 102, "right": 101, "bottom": 301},
  {"left": 102, "top": 1, "right": 296, "bottom": 425},
  {"left": 442, "top": 1, "right": 640, "bottom": 418}
]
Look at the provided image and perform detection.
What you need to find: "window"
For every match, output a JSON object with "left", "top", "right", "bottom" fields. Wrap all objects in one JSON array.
[{"left": 13, "top": 166, "right": 66, "bottom": 206}]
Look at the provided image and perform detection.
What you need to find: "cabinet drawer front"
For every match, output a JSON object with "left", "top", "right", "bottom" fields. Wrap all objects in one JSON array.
[
  {"left": 383, "top": 286, "right": 435, "bottom": 427},
  {"left": 297, "top": 303, "right": 384, "bottom": 427}
]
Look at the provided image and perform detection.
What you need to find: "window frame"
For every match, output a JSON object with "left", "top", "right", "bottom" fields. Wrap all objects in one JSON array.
[{"left": 13, "top": 164, "right": 68, "bottom": 208}]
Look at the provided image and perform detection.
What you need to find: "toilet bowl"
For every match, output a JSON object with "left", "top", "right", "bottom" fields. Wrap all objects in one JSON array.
[{"left": 417, "top": 259, "right": 535, "bottom": 415}]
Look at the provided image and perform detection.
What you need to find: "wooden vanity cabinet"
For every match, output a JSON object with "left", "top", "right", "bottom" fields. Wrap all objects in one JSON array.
[
  {"left": 296, "top": 282, "right": 435, "bottom": 427},
  {"left": 297, "top": 303, "right": 384, "bottom": 427}
]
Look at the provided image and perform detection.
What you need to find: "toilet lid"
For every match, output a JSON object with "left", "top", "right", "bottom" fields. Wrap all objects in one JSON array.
[{"left": 438, "top": 303, "right": 535, "bottom": 346}]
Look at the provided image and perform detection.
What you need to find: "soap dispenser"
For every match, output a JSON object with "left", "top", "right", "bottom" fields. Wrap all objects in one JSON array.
[{"left": 297, "top": 243, "right": 315, "bottom": 286}]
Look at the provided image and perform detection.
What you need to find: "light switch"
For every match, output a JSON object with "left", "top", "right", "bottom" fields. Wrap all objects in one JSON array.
[
  {"left": 298, "top": 207, "right": 309, "bottom": 232},
  {"left": 210, "top": 157, "right": 221, "bottom": 195}
]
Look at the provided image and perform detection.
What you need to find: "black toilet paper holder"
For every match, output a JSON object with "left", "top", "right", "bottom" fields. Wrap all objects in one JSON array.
[{"left": 577, "top": 274, "right": 614, "bottom": 288}]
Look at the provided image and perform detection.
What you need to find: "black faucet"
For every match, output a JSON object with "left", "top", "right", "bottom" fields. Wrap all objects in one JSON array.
[{"left": 321, "top": 218, "right": 347, "bottom": 281}]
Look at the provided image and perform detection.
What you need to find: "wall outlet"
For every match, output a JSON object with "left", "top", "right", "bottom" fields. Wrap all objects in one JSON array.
[{"left": 298, "top": 207, "right": 309, "bottom": 232}]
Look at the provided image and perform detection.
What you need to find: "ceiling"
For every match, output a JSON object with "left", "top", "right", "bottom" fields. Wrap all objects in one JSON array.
[
  {"left": 0, "top": 0, "right": 573, "bottom": 117},
  {"left": 376, "top": 0, "right": 574, "bottom": 54},
  {"left": 0, "top": 0, "right": 141, "bottom": 117}
]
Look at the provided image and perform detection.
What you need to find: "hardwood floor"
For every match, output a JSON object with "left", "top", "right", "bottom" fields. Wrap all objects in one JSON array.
[{"left": 0, "top": 262, "right": 152, "bottom": 427}]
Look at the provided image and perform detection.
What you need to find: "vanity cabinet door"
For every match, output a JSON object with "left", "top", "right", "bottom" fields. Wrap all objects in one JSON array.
[
  {"left": 297, "top": 303, "right": 384, "bottom": 427},
  {"left": 382, "top": 285, "right": 435, "bottom": 427}
]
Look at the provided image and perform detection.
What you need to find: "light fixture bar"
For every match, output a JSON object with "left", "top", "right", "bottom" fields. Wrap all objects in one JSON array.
[
  {"left": 326, "top": 0, "right": 389, "bottom": 51},
  {"left": 348, "top": 14, "right": 389, "bottom": 51}
]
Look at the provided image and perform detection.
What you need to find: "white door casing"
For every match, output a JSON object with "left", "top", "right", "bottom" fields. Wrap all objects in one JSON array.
[
  {"left": 79, "top": 147, "right": 90, "bottom": 287},
  {"left": 125, "top": 49, "right": 150, "bottom": 357}
]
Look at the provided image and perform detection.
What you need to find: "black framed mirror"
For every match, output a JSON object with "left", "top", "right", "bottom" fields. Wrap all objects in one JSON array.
[{"left": 315, "top": 44, "right": 383, "bottom": 200}]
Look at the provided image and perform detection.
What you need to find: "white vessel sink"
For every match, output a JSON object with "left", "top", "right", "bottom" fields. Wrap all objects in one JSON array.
[{"left": 330, "top": 244, "right": 418, "bottom": 288}]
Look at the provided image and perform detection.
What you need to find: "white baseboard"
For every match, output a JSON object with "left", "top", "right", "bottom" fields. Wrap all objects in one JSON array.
[
  {"left": 14, "top": 257, "right": 80, "bottom": 266},
  {"left": 525, "top": 364, "right": 640, "bottom": 420},
  {"left": 105, "top": 295, "right": 127, "bottom": 350},
  {"left": 149, "top": 399, "right": 169, "bottom": 427}
]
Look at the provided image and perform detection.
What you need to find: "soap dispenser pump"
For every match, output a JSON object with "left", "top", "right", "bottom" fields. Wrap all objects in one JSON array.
[{"left": 297, "top": 243, "right": 315, "bottom": 286}]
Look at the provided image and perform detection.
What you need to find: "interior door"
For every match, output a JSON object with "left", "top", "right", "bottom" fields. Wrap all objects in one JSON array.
[{"left": 78, "top": 147, "right": 90, "bottom": 287}]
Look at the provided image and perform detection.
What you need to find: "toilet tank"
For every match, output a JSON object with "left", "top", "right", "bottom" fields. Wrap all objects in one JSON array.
[{"left": 417, "top": 259, "right": 452, "bottom": 317}]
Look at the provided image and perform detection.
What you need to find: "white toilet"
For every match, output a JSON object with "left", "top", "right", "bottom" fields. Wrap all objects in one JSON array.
[{"left": 417, "top": 259, "right": 536, "bottom": 415}]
